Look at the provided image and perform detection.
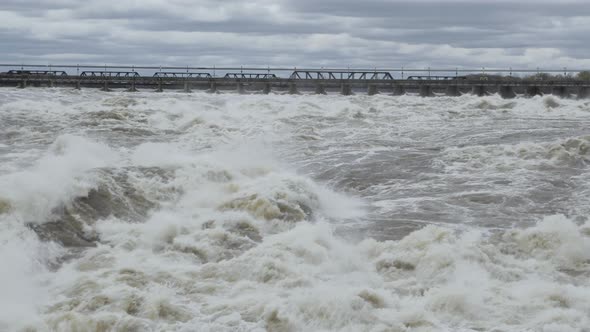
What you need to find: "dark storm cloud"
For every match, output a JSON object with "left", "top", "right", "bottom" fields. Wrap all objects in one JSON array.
[{"left": 0, "top": 0, "right": 589, "bottom": 69}]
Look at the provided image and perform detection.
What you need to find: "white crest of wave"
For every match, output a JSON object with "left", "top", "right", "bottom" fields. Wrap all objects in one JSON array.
[{"left": 0, "top": 134, "right": 120, "bottom": 222}]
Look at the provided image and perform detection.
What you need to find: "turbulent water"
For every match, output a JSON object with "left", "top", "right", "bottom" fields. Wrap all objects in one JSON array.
[{"left": 1, "top": 88, "right": 590, "bottom": 332}]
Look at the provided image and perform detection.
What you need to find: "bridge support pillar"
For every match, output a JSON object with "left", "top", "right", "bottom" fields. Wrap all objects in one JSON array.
[
  {"left": 367, "top": 85, "right": 378, "bottom": 96},
  {"left": 577, "top": 87, "right": 590, "bottom": 99},
  {"left": 393, "top": 85, "right": 405, "bottom": 96},
  {"left": 18, "top": 80, "right": 26, "bottom": 89},
  {"left": 155, "top": 80, "right": 163, "bottom": 92},
  {"left": 75, "top": 81, "right": 81, "bottom": 90},
  {"left": 314, "top": 84, "right": 326, "bottom": 95},
  {"left": 525, "top": 86, "right": 542, "bottom": 97},
  {"left": 445, "top": 85, "right": 460, "bottom": 96},
  {"left": 288, "top": 82, "right": 299, "bottom": 95},
  {"left": 471, "top": 85, "right": 486, "bottom": 97},
  {"left": 49, "top": 80, "right": 55, "bottom": 88},
  {"left": 262, "top": 83, "right": 271, "bottom": 94},
  {"left": 208, "top": 81, "right": 217, "bottom": 93},
  {"left": 341, "top": 84, "right": 352, "bottom": 96},
  {"left": 127, "top": 81, "right": 138, "bottom": 92},
  {"left": 184, "top": 81, "right": 192, "bottom": 93},
  {"left": 499, "top": 86, "right": 516, "bottom": 99},
  {"left": 236, "top": 82, "right": 245, "bottom": 94},
  {"left": 101, "top": 81, "right": 110, "bottom": 92},
  {"left": 419, "top": 85, "right": 433, "bottom": 97},
  {"left": 551, "top": 86, "right": 569, "bottom": 98}
]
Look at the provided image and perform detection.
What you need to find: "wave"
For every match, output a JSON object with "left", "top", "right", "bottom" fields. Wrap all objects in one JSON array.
[
  {"left": 26, "top": 215, "right": 588, "bottom": 332},
  {"left": 31, "top": 166, "right": 177, "bottom": 247},
  {"left": 443, "top": 135, "right": 590, "bottom": 171},
  {"left": 1, "top": 90, "right": 590, "bottom": 331}
]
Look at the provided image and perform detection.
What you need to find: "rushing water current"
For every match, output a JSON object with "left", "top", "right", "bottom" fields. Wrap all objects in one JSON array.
[{"left": 1, "top": 88, "right": 590, "bottom": 332}]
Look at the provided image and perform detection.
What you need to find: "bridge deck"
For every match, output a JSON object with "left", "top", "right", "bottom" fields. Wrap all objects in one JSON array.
[
  {"left": 1, "top": 72, "right": 589, "bottom": 98},
  {"left": 1, "top": 74, "right": 588, "bottom": 85}
]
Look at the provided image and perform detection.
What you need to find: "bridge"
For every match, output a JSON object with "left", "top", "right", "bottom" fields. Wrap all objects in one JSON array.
[{"left": 1, "top": 64, "right": 589, "bottom": 98}]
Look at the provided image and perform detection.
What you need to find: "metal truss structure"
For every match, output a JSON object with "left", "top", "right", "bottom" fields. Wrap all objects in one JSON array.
[
  {"left": 153, "top": 72, "right": 212, "bottom": 78},
  {"left": 80, "top": 71, "right": 140, "bottom": 77},
  {"left": 5, "top": 70, "right": 67, "bottom": 76},
  {"left": 224, "top": 73, "right": 277, "bottom": 79},
  {"left": 290, "top": 71, "right": 394, "bottom": 80}
]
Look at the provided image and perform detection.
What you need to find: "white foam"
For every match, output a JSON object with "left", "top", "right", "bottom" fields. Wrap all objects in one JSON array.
[
  {"left": 0, "top": 216, "right": 62, "bottom": 331},
  {"left": 1, "top": 89, "right": 589, "bottom": 331},
  {"left": 36, "top": 215, "right": 590, "bottom": 331},
  {"left": 0, "top": 134, "right": 120, "bottom": 222}
]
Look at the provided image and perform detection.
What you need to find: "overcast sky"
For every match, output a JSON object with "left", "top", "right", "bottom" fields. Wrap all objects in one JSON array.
[{"left": 1, "top": 0, "right": 590, "bottom": 69}]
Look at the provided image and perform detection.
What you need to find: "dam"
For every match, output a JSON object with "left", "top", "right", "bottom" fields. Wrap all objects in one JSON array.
[{"left": 1, "top": 64, "right": 589, "bottom": 98}]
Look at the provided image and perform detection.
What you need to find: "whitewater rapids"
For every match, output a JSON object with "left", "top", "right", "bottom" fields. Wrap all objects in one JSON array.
[{"left": 1, "top": 88, "right": 590, "bottom": 332}]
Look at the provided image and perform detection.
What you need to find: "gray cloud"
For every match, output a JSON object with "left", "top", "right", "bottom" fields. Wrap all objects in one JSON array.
[{"left": 1, "top": 0, "right": 589, "bottom": 70}]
